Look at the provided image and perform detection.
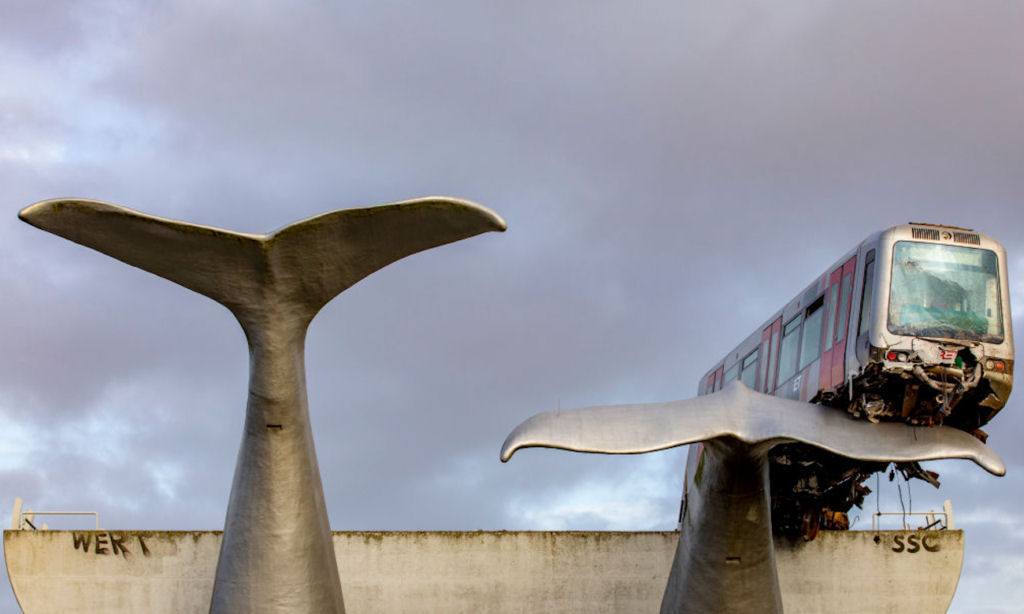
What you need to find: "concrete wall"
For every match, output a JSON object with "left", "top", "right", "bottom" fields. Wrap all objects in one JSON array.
[
  {"left": 5, "top": 529, "right": 962, "bottom": 613},
  {"left": 776, "top": 530, "right": 963, "bottom": 613}
]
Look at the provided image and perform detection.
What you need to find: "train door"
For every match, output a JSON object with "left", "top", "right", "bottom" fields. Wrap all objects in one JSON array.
[
  {"left": 760, "top": 317, "right": 782, "bottom": 394},
  {"left": 820, "top": 256, "right": 857, "bottom": 391}
]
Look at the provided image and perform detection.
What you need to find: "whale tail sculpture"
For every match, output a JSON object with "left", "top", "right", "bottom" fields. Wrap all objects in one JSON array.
[
  {"left": 501, "top": 381, "right": 1004, "bottom": 614},
  {"left": 20, "top": 197, "right": 505, "bottom": 613},
  {"left": 19, "top": 198, "right": 506, "bottom": 330}
]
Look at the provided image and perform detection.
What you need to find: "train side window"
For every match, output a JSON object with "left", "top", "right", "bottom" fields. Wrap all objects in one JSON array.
[
  {"left": 724, "top": 362, "right": 740, "bottom": 384},
  {"left": 836, "top": 270, "right": 854, "bottom": 343},
  {"left": 858, "top": 250, "right": 876, "bottom": 337},
  {"left": 741, "top": 349, "right": 759, "bottom": 389},
  {"left": 759, "top": 336, "right": 771, "bottom": 392},
  {"left": 799, "top": 298, "right": 825, "bottom": 370},
  {"left": 767, "top": 326, "right": 781, "bottom": 392},
  {"left": 776, "top": 316, "right": 802, "bottom": 384},
  {"left": 824, "top": 284, "right": 840, "bottom": 351}
]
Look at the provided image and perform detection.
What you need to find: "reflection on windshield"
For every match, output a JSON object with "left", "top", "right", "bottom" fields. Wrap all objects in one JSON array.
[{"left": 888, "top": 241, "right": 1003, "bottom": 343}]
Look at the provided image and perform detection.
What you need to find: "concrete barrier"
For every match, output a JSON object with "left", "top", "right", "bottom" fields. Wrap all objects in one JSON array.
[
  {"left": 5, "top": 529, "right": 962, "bottom": 613},
  {"left": 776, "top": 530, "right": 963, "bottom": 613}
]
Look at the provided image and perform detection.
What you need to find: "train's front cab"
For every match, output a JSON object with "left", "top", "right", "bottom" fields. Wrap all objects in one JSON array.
[{"left": 856, "top": 223, "right": 1014, "bottom": 432}]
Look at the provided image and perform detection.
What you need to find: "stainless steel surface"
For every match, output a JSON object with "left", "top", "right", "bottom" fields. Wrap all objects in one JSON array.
[
  {"left": 501, "top": 380, "right": 1005, "bottom": 475},
  {"left": 20, "top": 197, "right": 506, "bottom": 613},
  {"left": 501, "top": 380, "right": 1005, "bottom": 613},
  {"left": 661, "top": 437, "right": 781, "bottom": 614}
]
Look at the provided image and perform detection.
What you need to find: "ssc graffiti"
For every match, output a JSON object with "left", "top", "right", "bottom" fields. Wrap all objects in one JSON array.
[{"left": 890, "top": 533, "right": 940, "bottom": 554}]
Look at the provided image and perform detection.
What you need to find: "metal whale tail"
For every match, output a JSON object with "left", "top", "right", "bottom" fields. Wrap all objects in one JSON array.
[
  {"left": 502, "top": 380, "right": 1004, "bottom": 614},
  {"left": 19, "top": 197, "right": 507, "bottom": 329},
  {"left": 500, "top": 380, "right": 1004, "bottom": 475},
  {"left": 20, "top": 196, "right": 505, "bottom": 613}
]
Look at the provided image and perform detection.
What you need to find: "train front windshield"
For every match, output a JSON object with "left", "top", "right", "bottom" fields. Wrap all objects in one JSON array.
[{"left": 888, "top": 241, "right": 1004, "bottom": 343}]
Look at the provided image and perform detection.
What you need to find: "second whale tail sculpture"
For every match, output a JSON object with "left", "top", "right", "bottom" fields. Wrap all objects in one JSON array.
[
  {"left": 501, "top": 380, "right": 1004, "bottom": 614},
  {"left": 20, "top": 197, "right": 506, "bottom": 613}
]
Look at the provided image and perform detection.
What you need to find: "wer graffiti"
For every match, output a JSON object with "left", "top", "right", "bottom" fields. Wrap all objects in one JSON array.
[{"left": 71, "top": 533, "right": 150, "bottom": 558}]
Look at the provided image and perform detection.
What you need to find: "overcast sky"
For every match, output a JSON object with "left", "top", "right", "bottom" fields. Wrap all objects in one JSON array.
[{"left": 2, "top": 2, "right": 1023, "bottom": 612}]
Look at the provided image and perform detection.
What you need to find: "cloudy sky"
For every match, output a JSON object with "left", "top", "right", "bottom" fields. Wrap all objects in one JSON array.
[{"left": 2, "top": 1, "right": 1023, "bottom": 612}]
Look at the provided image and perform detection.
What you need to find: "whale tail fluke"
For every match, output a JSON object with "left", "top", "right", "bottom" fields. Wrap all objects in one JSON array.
[
  {"left": 500, "top": 380, "right": 1005, "bottom": 475},
  {"left": 20, "top": 197, "right": 506, "bottom": 327}
]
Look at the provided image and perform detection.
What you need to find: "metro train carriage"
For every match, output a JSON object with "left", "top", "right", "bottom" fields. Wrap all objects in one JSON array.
[{"left": 698, "top": 222, "right": 1014, "bottom": 538}]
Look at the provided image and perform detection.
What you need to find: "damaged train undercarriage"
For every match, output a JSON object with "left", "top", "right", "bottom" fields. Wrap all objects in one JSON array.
[{"left": 771, "top": 342, "right": 1012, "bottom": 540}]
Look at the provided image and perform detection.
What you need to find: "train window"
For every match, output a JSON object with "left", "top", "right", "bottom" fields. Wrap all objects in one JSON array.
[
  {"left": 837, "top": 271, "right": 854, "bottom": 343},
  {"left": 759, "top": 337, "right": 771, "bottom": 391},
  {"left": 799, "top": 298, "right": 825, "bottom": 370},
  {"left": 858, "top": 250, "right": 876, "bottom": 337},
  {"left": 776, "top": 316, "right": 802, "bottom": 384},
  {"left": 767, "top": 327, "right": 780, "bottom": 393},
  {"left": 741, "top": 350, "right": 759, "bottom": 389},
  {"left": 824, "top": 284, "right": 839, "bottom": 351},
  {"left": 888, "top": 242, "right": 1004, "bottom": 343},
  {"left": 724, "top": 362, "right": 740, "bottom": 384}
]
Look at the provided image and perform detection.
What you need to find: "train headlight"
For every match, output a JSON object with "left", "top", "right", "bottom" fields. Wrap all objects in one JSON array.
[
  {"left": 886, "top": 351, "right": 909, "bottom": 362},
  {"left": 985, "top": 359, "right": 1006, "bottom": 372}
]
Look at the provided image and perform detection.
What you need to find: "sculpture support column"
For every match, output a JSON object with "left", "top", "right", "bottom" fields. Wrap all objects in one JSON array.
[
  {"left": 660, "top": 438, "right": 781, "bottom": 614},
  {"left": 211, "top": 320, "right": 344, "bottom": 612}
]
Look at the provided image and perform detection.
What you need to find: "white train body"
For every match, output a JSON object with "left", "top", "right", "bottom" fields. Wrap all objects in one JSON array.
[{"left": 698, "top": 223, "right": 1013, "bottom": 536}]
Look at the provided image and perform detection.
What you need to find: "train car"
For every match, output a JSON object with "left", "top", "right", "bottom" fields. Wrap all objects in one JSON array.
[{"left": 698, "top": 222, "right": 1014, "bottom": 537}]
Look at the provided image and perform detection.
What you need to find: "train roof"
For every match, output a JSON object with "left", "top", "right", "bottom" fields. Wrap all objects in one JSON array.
[{"left": 879, "top": 223, "right": 1007, "bottom": 257}]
